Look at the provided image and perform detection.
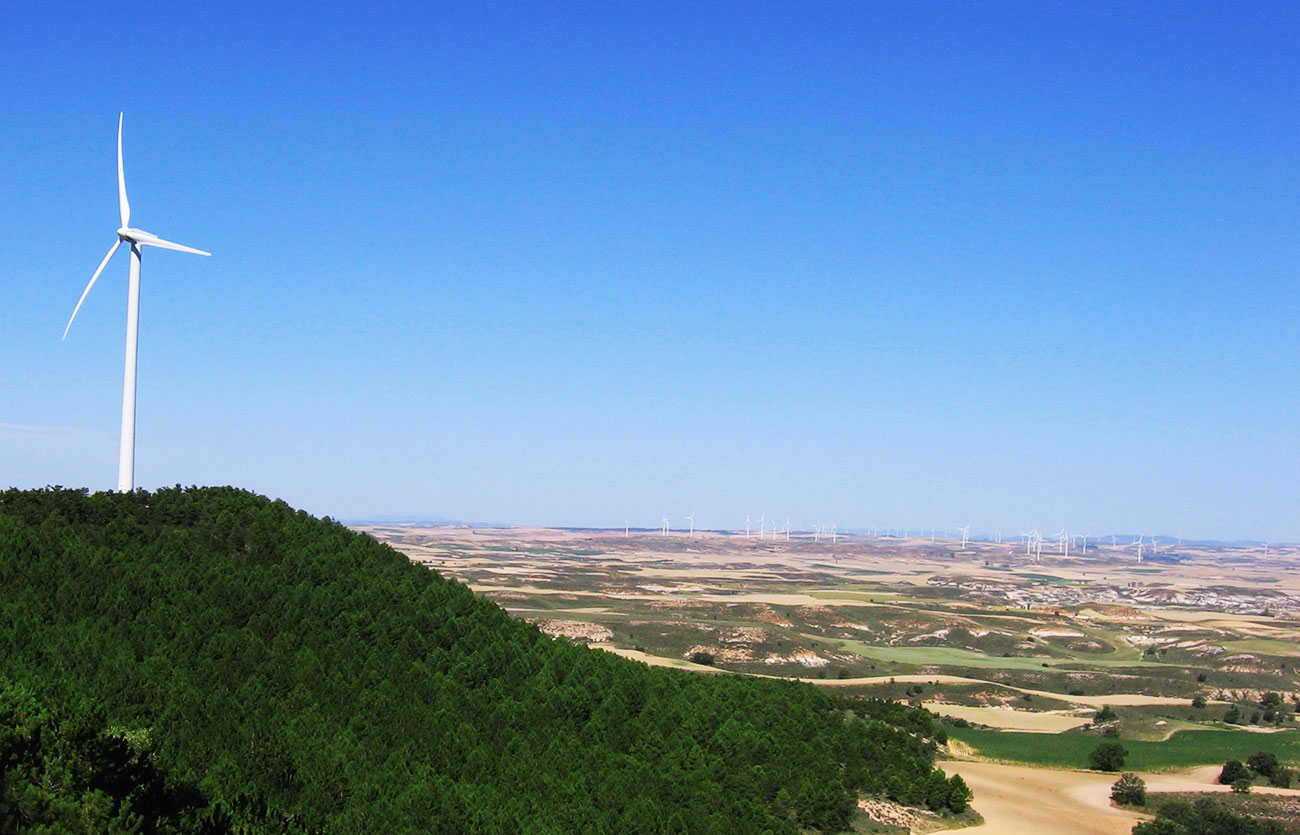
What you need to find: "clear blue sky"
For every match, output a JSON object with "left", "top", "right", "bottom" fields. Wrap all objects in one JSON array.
[{"left": 3, "top": 2, "right": 1297, "bottom": 541}]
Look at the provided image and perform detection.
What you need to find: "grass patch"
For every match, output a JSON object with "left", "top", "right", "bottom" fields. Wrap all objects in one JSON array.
[
  {"left": 808, "top": 590, "right": 902, "bottom": 602},
  {"left": 829, "top": 639, "right": 1162, "bottom": 671},
  {"left": 949, "top": 726, "right": 1300, "bottom": 770},
  {"left": 1221, "top": 639, "right": 1300, "bottom": 658}
]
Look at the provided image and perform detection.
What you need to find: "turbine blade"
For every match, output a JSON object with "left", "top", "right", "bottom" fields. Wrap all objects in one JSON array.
[
  {"left": 137, "top": 235, "right": 210, "bottom": 256},
  {"left": 63, "top": 239, "right": 122, "bottom": 340},
  {"left": 117, "top": 113, "right": 130, "bottom": 228}
]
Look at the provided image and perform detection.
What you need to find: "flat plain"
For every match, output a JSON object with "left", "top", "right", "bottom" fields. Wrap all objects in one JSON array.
[{"left": 357, "top": 525, "right": 1300, "bottom": 832}]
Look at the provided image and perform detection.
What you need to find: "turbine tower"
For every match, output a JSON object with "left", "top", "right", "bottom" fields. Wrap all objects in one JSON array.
[
  {"left": 686, "top": 511, "right": 695, "bottom": 539},
  {"left": 63, "top": 114, "right": 209, "bottom": 492}
]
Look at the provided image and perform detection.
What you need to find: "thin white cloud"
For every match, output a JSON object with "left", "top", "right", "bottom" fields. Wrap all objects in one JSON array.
[{"left": 0, "top": 423, "right": 104, "bottom": 442}]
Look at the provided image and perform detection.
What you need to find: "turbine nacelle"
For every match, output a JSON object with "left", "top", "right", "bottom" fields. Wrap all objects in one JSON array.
[{"left": 118, "top": 227, "right": 210, "bottom": 256}]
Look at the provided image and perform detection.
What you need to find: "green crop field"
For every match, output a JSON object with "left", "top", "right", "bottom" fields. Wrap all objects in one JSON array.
[
  {"left": 830, "top": 639, "right": 1164, "bottom": 671},
  {"left": 949, "top": 726, "right": 1300, "bottom": 771},
  {"left": 1221, "top": 639, "right": 1300, "bottom": 657}
]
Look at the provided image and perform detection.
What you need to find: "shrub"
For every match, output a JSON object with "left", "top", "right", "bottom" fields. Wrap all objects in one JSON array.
[
  {"left": 1247, "top": 750, "right": 1279, "bottom": 779},
  {"left": 1093, "top": 705, "right": 1118, "bottom": 724},
  {"left": 1191, "top": 695, "right": 1206, "bottom": 708},
  {"left": 1231, "top": 777, "right": 1253, "bottom": 794},
  {"left": 1110, "top": 772, "right": 1146, "bottom": 806},
  {"left": 1088, "top": 742, "right": 1127, "bottom": 772},
  {"left": 1219, "top": 760, "right": 1249, "bottom": 785},
  {"left": 688, "top": 651, "right": 715, "bottom": 666}
]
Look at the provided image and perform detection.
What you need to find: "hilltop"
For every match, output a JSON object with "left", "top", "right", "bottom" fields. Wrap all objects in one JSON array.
[{"left": 0, "top": 487, "right": 967, "bottom": 833}]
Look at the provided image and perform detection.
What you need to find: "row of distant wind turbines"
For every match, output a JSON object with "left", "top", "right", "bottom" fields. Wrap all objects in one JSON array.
[
  {"left": 629, "top": 514, "right": 844, "bottom": 543},
  {"left": 63, "top": 114, "right": 209, "bottom": 493},
  {"left": 624, "top": 517, "right": 1167, "bottom": 560}
]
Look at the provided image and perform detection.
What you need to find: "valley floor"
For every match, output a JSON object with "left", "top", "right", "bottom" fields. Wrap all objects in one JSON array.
[{"left": 934, "top": 761, "right": 1300, "bottom": 835}]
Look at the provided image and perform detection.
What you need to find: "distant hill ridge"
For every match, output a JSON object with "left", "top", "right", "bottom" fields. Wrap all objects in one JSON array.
[{"left": 0, "top": 486, "right": 968, "bottom": 834}]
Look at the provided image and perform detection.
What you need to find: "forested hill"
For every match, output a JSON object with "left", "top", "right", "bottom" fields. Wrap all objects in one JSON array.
[{"left": 0, "top": 487, "right": 968, "bottom": 833}]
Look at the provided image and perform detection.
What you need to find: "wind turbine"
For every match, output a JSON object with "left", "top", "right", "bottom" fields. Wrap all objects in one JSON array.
[
  {"left": 625, "top": 518, "right": 629, "bottom": 538},
  {"left": 661, "top": 515, "right": 670, "bottom": 535},
  {"left": 958, "top": 524, "right": 971, "bottom": 549},
  {"left": 63, "top": 113, "right": 209, "bottom": 493},
  {"left": 686, "top": 511, "right": 695, "bottom": 539}
]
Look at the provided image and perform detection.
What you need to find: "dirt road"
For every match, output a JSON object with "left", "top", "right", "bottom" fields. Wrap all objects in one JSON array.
[
  {"left": 932, "top": 761, "right": 1300, "bottom": 835},
  {"left": 932, "top": 761, "right": 1145, "bottom": 835}
]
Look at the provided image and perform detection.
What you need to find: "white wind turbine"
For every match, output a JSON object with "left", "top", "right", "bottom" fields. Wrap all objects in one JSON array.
[
  {"left": 686, "top": 511, "right": 695, "bottom": 539},
  {"left": 63, "top": 113, "right": 210, "bottom": 493},
  {"left": 957, "top": 524, "right": 971, "bottom": 549},
  {"left": 1055, "top": 528, "right": 1069, "bottom": 557}
]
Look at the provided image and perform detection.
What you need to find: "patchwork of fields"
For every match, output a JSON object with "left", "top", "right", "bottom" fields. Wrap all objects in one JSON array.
[{"left": 359, "top": 524, "right": 1300, "bottom": 828}]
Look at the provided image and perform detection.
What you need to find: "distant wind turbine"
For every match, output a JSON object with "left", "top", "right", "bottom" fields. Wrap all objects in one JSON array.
[
  {"left": 958, "top": 524, "right": 971, "bottom": 549},
  {"left": 686, "top": 511, "right": 695, "bottom": 539},
  {"left": 63, "top": 113, "right": 210, "bottom": 492}
]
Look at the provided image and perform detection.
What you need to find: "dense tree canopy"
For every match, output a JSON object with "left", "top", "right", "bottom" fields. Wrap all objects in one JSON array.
[{"left": 0, "top": 487, "right": 968, "bottom": 833}]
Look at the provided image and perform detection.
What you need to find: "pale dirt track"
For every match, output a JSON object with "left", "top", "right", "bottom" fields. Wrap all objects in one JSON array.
[
  {"left": 932, "top": 761, "right": 1300, "bottom": 835},
  {"left": 932, "top": 761, "right": 1145, "bottom": 835}
]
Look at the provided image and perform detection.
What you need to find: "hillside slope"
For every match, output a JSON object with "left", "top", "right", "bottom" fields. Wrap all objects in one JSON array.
[{"left": 0, "top": 487, "right": 968, "bottom": 833}]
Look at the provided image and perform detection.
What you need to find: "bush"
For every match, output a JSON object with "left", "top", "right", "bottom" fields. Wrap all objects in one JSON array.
[
  {"left": 1093, "top": 705, "right": 1118, "bottom": 724},
  {"left": 1247, "top": 750, "right": 1279, "bottom": 780},
  {"left": 688, "top": 651, "right": 715, "bottom": 666},
  {"left": 1088, "top": 742, "right": 1128, "bottom": 772},
  {"left": 1110, "top": 772, "right": 1146, "bottom": 806},
  {"left": 1231, "top": 777, "right": 1253, "bottom": 794},
  {"left": 1219, "top": 760, "right": 1249, "bottom": 785},
  {"left": 1191, "top": 695, "right": 1206, "bottom": 708}
]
